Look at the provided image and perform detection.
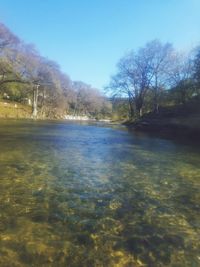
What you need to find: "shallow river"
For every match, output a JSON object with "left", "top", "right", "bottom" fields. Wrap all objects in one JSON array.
[{"left": 0, "top": 120, "right": 199, "bottom": 267}]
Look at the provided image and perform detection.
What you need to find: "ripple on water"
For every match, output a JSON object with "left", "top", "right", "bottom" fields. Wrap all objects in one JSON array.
[{"left": 0, "top": 120, "right": 200, "bottom": 266}]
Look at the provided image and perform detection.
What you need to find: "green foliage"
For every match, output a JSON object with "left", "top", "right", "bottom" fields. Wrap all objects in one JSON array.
[
  {"left": 111, "top": 98, "right": 129, "bottom": 121},
  {"left": 1, "top": 83, "right": 30, "bottom": 102},
  {"left": 169, "top": 79, "right": 196, "bottom": 105}
]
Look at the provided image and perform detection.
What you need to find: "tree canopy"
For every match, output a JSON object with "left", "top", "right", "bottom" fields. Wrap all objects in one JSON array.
[
  {"left": 1, "top": 22, "right": 199, "bottom": 121},
  {"left": 108, "top": 40, "right": 199, "bottom": 119},
  {"left": 0, "top": 22, "right": 111, "bottom": 119}
]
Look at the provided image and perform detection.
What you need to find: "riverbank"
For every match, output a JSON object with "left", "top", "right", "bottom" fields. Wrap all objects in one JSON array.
[
  {"left": 124, "top": 100, "right": 200, "bottom": 141},
  {"left": 0, "top": 100, "right": 32, "bottom": 119},
  {"left": 0, "top": 100, "right": 111, "bottom": 122},
  {"left": 1, "top": 99, "right": 200, "bottom": 143}
]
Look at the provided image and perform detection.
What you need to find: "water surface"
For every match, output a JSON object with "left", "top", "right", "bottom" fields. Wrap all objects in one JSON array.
[{"left": 0, "top": 120, "right": 199, "bottom": 266}]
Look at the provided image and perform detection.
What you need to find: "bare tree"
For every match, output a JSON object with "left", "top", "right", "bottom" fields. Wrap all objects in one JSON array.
[
  {"left": 145, "top": 40, "right": 174, "bottom": 113},
  {"left": 168, "top": 51, "right": 195, "bottom": 104},
  {"left": 108, "top": 40, "right": 172, "bottom": 117},
  {"left": 0, "top": 22, "right": 19, "bottom": 50},
  {"left": 108, "top": 72, "right": 135, "bottom": 118},
  {"left": 0, "top": 22, "right": 111, "bottom": 120}
]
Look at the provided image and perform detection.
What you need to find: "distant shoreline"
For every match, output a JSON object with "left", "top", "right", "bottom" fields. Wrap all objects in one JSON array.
[{"left": 1, "top": 100, "right": 200, "bottom": 144}]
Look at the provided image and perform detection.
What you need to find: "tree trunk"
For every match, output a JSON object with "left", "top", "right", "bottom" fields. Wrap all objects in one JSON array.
[
  {"left": 135, "top": 96, "right": 143, "bottom": 118},
  {"left": 128, "top": 93, "right": 134, "bottom": 119},
  {"left": 153, "top": 93, "right": 159, "bottom": 113},
  {"left": 153, "top": 76, "right": 159, "bottom": 114},
  {"left": 32, "top": 85, "right": 39, "bottom": 118},
  {"left": 139, "top": 108, "right": 143, "bottom": 117},
  {"left": 181, "top": 85, "right": 186, "bottom": 105}
]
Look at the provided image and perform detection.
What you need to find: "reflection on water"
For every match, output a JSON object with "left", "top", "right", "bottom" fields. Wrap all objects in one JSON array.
[{"left": 0, "top": 120, "right": 199, "bottom": 266}]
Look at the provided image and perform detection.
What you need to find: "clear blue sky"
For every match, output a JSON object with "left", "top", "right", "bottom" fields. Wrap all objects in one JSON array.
[{"left": 0, "top": 0, "right": 199, "bottom": 89}]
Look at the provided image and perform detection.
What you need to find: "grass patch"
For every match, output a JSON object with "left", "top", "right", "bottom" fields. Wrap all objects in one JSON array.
[{"left": 0, "top": 101, "right": 32, "bottom": 119}]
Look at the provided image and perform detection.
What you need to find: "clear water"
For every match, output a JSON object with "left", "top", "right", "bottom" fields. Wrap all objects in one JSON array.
[{"left": 0, "top": 120, "right": 199, "bottom": 267}]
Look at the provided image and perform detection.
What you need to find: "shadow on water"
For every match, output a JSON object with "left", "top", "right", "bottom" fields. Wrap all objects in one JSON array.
[{"left": 0, "top": 119, "right": 199, "bottom": 266}]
